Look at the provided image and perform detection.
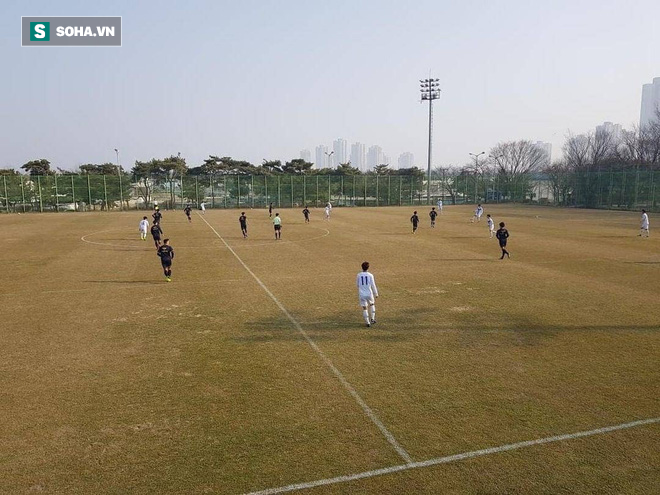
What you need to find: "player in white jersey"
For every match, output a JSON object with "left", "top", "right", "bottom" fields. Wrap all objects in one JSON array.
[
  {"left": 486, "top": 214, "right": 495, "bottom": 238},
  {"left": 436, "top": 199, "right": 443, "bottom": 214},
  {"left": 639, "top": 209, "right": 649, "bottom": 237},
  {"left": 356, "top": 261, "right": 378, "bottom": 327},
  {"left": 200, "top": 202, "right": 206, "bottom": 214},
  {"left": 138, "top": 216, "right": 149, "bottom": 241},
  {"left": 325, "top": 202, "right": 332, "bottom": 221}
]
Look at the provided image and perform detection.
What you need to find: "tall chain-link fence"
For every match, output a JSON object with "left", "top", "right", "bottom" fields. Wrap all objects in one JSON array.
[{"left": 0, "top": 169, "right": 657, "bottom": 213}]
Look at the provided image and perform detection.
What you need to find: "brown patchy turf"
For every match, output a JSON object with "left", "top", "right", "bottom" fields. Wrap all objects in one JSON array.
[{"left": 0, "top": 205, "right": 658, "bottom": 494}]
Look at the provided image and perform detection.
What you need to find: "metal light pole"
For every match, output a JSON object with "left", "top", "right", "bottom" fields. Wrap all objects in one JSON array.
[
  {"left": 420, "top": 78, "right": 440, "bottom": 204},
  {"left": 324, "top": 150, "right": 334, "bottom": 168},
  {"left": 469, "top": 151, "right": 485, "bottom": 203},
  {"left": 115, "top": 148, "right": 123, "bottom": 210}
]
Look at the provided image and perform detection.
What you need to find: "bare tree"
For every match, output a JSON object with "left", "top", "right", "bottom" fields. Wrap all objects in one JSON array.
[{"left": 489, "top": 140, "right": 546, "bottom": 201}]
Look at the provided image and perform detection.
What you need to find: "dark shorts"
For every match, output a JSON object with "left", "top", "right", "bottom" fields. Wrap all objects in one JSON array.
[
  {"left": 240, "top": 223, "right": 247, "bottom": 229},
  {"left": 499, "top": 240, "right": 507, "bottom": 247},
  {"left": 274, "top": 225, "right": 281, "bottom": 231},
  {"left": 161, "top": 259, "right": 172, "bottom": 267},
  {"left": 152, "top": 235, "right": 161, "bottom": 241},
  {"left": 412, "top": 223, "right": 419, "bottom": 228}
]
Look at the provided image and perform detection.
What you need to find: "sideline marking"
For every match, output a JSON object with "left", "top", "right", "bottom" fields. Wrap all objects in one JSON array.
[
  {"left": 245, "top": 417, "right": 660, "bottom": 495},
  {"left": 197, "top": 213, "right": 413, "bottom": 464}
]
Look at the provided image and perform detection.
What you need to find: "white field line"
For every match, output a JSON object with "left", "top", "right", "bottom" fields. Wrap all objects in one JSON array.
[
  {"left": 197, "top": 212, "right": 413, "bottom": 464},
  {"left": 245, "top": 417, "right": 660, "bottom": 495}
]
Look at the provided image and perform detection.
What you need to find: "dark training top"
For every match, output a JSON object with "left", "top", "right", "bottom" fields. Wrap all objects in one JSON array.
[
  {"left": 157, "top": 245, "right": 174, "bottom": 262},
  {"left": 239, "top": 215, "right": 247, "bottom": 226},
  {"left": 411, "top": 214, "right": 420, "bottom": 225},
  {"left": 429, "top": 210, "right": 437, "bottom": 220},
  {"left": 184, "top": 206, "right": 192, "bottom": 215},
  {"left": 302, "top": 208, "right": 310, "bottom": 217},
  {"left": 496, "top": 228, "right": 509, "bottom": 242},
  {"left": 150, "top": 224, "right": 163, "bottom": 237},
  {"left": 153, "top": 211, "right": 162, "bottom": 222}
]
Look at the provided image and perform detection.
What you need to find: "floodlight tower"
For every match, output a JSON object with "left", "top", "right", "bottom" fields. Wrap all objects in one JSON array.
[{"left": 420, "top": 78, "right": 440, "bottom": 204}]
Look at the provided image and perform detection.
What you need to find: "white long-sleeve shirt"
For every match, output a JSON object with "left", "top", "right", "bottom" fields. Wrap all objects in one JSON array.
[
  {"left": 356, "top": 271, "right": 378, "bottom": 298},
  {"left": 139, "top": 219, "right": 149, "bottom": 231},
  {"left": 641, "top": 213, "right": 649, "bottom": 228}
]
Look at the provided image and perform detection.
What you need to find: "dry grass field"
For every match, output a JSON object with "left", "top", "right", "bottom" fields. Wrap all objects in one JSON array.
[{"left": 1, "top": 204, "right": 659, "bottom": 494}]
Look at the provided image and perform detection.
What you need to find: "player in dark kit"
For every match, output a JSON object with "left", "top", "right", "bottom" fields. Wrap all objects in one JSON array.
[
  {"left": 495, "top": 222, "right": 510, "bottom": 259},
  {"left": 151, "top": 222, "right": 163, "bottom": 249},
  {"left": 184, "top": 204, "right": 192, "bottom": 222},
  {"left": 302, "top": 206, "right": 310, "bottom": 223},
  {"left": 152, "top": 207, "right": 162, "bottom": 225},
  {"left": 429, "top": 207, "right": 438, "bottom": 228},
  {"left": 239, "top": 212, "right": 248, "bottom": 238},
  {"left": 157, "top": 238, "right": 175, "bottom": 282},
  {"left": 268, "top": 202, "right": 273, "bottom": 218},
  {"left": 410, "top": 211, "right": 420, "bottom": 234}
]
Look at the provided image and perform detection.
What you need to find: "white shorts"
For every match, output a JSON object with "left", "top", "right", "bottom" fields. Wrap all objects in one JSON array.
[
  {"left": 359, "top": 296, "right": 374, "bottom": 307},
  {"left": 139, "top": 229, "right": 147, "bottom": 234}
]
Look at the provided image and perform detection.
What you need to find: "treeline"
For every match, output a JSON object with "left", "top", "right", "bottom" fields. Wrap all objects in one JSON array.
[{"left": 0, "top": 156, "right": 425, "bottom": 178}]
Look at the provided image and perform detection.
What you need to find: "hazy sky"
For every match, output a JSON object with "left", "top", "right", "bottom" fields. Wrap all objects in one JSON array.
[{"left": 2, "top": 0, "right": 659, "bottom": 171}]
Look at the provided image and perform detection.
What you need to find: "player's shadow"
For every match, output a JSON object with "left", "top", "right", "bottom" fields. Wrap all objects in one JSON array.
[
  {"left": 231, "top": 308, "right": 660, "bottom": 347},
  {"left": 83, "top": 280, "right": 163, "bottom": 285}
]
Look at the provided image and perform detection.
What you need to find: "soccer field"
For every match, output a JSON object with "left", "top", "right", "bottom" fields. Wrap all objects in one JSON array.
[{"left": 1, "top": 204, "right": 659, "bottom": 494}]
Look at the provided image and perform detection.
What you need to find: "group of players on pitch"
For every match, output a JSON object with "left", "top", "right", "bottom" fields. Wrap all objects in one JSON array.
[
  {"left": 410, "top": 201, "right": 510, "bottom": 259},
  {"left": 137, "top": 200, "right": 649, "bottom": 327}
]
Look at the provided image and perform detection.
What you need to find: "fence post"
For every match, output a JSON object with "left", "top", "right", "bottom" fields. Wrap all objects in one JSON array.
[
  {"left": 410, "top": 176, "right": 413, "bottom": 205},
  {"left": 291, "top": 175, "right": 294, "bottom": 207},
  {"left": 251, "top": 175, "right": 254, "bottom": 208},
  {"left": 224, "top": 177, "right": 227, "bottom": 208},
  {"left": 264, "top": 175, "right": 268, "bottom": 207},
  {"left": 303, "top": 175, "right": 306, "bottom": 205},
  {"left": 608, "top": 167, "right": 613, "bottom": 208},
  {"left": 316, "top": 175, "right": 319, "bottom": 207},
  {"left": 54, "top": 175, "right": 59, "bottom": 212},
  {"left": 650, "top": 169, "right": 655, "bottom": 209},
  {"left": 118, "top": 170, "right": 124, "bottom": 210},
  {"left": 341, "top": 176, "right": 344, "bottom": 205},
  {"left": 634, "top": 166, "right": 640, "bottom": 208},
  {"left": 388, "top": 175, "right": 391, "bottom": 205},
  {"left": 328, "top": 175, "right": 331, "bottom": 204},
  {"left": 376, "top": 175, "right": 379, "bottom": 206},
  {"left": 180, "top": 173, "right": 185, "bottom": 209},
  {"left": 363, "top": 175, "right": 367, "bottom": 206},
  {"left": 3, "top": 176, "right": 8, "bottom": 213},
  {"left": 352, "top": 175, "right": 356, "bottom": 205},
  {"left": 20, "top": 176, "right": 26, "bottom": 212},
  {"left": 237, "top": 176, "right": 240, "bottom": 207},
  {"left": 86, "top": 175, "right": 92, "bottom": 211},
  {"left": 103, "top": 175, "right": 109, "bottom": 211},
  {"left": 209, "top": 176, "right": 214, "bottom": 208},
  {"left": 37, "top": 176, "right": 43, "bottom": 212},
  {"left": 71, "top": 176, "right": 76, "bottom": 211},
  {"left": 399, "top": 176, "right": 402, "bottom": 205},
  {"left": 195, "top": 176, "right": 199, "bottom": 205},
  {"left": 277, "top": 175, "right": 281, "bottom": 207}
]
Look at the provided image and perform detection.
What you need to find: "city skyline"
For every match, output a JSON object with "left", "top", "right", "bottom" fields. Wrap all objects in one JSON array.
[{"left": 1, "top": 1, "right": 659, "bottom": 172}]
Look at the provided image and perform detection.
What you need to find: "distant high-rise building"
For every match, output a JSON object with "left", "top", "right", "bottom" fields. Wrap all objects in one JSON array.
[
  {"left": 595, "top": 121, "right": 623, "bottom": 142},
  {"left": 398, "top": 152, "right": 415, "bottom": 169},
  {"left": 300, "top": 149, "right": 312, "bottom": 163},
  {"left": 534, "top": 141, "right": 552, "bottom": 166},
  {"left": 367, "top": 145, "right": 383, "bottom": 170},
  {"left": 333, "top": 138, "right": 348, "bottom": 165},
  {"left": 315, "top": 145, "right": 328, "bottom": 169},
  {"left": 350, "top": 142, "right": 366, "bottom": 171},
  {"left": 640, "top": 77, "right": 660, "bottom": 128},
  {"left": 382, "top": 154, "right": 390, "bottom": 166}
]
